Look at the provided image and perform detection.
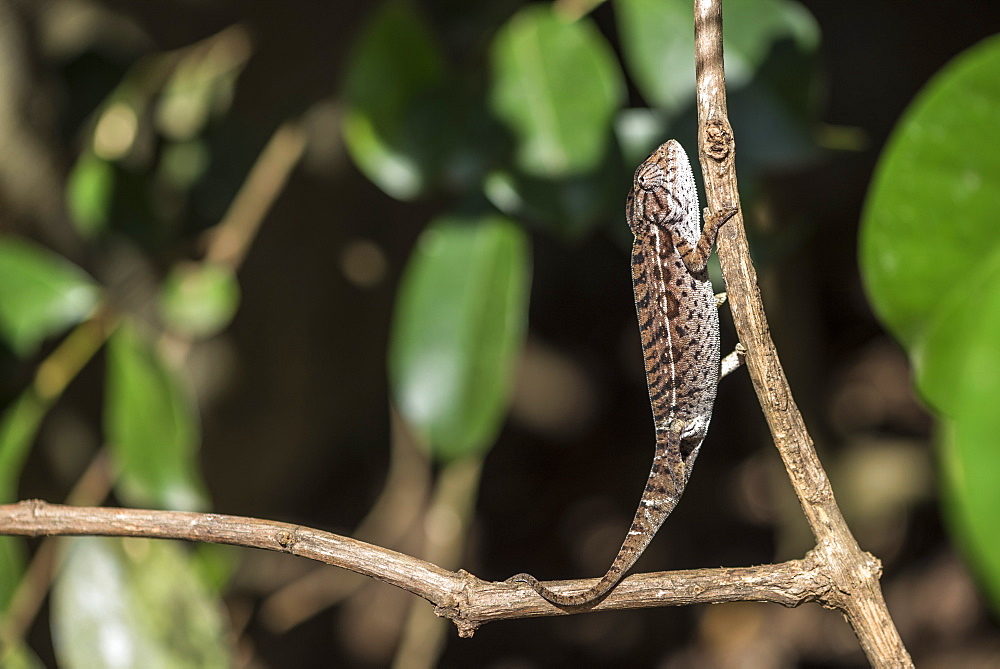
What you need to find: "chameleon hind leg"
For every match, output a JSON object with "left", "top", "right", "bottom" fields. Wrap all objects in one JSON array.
[{"left": 714, "top": 292, "right": 746, "bottom": 379}]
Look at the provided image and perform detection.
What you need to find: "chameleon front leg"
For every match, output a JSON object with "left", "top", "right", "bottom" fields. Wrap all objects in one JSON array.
[{"left": 674, "top": 207, "right": 739, "bottom": 274}]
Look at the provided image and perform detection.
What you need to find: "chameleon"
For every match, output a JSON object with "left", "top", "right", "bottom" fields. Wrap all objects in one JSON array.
[{"left": 508, "top": 139, "right": 740, "bottom": 606}]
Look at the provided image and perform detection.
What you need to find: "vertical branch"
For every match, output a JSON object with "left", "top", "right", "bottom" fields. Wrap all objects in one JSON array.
[{"left": 691, "top": 0, "right": 913, "bottom": 666}]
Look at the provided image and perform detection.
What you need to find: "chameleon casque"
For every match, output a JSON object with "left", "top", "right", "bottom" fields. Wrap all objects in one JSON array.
[{"left": 509, "top": 140, "right": 739, "bottom": 606}]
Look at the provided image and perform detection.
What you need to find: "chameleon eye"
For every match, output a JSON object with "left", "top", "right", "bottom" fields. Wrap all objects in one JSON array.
[{"left": 636, "top": 164, "right": 664, "bottom": 192}]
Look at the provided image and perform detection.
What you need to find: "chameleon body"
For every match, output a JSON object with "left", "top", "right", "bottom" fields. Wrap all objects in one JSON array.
[{"left": 510, "top": 140, "right": 736, "bottom": 606}]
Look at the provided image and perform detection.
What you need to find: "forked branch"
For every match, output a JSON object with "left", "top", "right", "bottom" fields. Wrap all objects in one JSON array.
[
  {"left": 694, "top": 0, "right": 911, "bottom": 665},
  {"left": 0, "top": 1, "right": 913, "bottom": 664}
]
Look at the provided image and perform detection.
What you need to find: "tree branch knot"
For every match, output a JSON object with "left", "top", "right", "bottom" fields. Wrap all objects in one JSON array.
[
  {"left": 436, "top": 569, "right": 482, "bottom": 638},
  {"left": 703, "top": 118, "right": 733, "bottom": 162}
]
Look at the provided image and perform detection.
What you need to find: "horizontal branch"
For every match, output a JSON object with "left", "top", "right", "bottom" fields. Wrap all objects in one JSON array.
[{"left": 1, "top": 500, "right": 832, "bottom": 637}]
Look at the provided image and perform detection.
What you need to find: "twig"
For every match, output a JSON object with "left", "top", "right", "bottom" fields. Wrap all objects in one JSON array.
[
  {"left": 692, "top": 0, "right": 912, "bottom": 666},
  {"left": 259, "top": 408, "right": 432, "bottom": 633},
  {"left": 203, "top": 121, "right": 306, "bottom": 270},
  {"left": 0, "top": 500, "right": 834, "bottom": 638}
]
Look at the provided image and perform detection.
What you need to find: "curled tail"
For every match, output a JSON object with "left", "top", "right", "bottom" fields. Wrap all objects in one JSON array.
[{"left": 508, "top": 438, "right": 688, "bottom": 606}]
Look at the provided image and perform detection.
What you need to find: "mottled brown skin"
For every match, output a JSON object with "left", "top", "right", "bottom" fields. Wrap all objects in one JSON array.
[{"left": 509, "top": 140, "right": 736, "bottom": 606}]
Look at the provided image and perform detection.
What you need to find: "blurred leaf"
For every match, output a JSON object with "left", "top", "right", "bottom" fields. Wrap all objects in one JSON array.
[
  {"left": 859, "top": 35, "right": 1000, "bottom": 613},
  {"left": 389, "top": 215, "right": 530, "bottom": 461},
  {"left": 342, "top": 0, "right": 446, "bottom": 199},
  {"left": 155, "top": 26, "right": 252, "bottom": 141},
  {"left": 158, "top": 140, "right": 210, "bottom": 190},
  {"left": 0, "top": 238, "right": 100, "bottom": 356},
  {"left": 67, "top": 153, "right": 116, "bottom": 238},
  {"left": 615, "top": 0, "right": 817, "bottom": 112},
  {"left": 615, "top": 108, "right": 670, "bottom": 168},
  {"left": 0, "top": 396, "right": 57, "bottom": 610},
  {"left": 483, "top": 163, "right": 621, "bottom": 238},
  {"left": 0, "top": 393, "right": 47, "bottom": 504},
  {"left": 0, "top": 640, "right": 45, "bottom": 669},
  {"left": 159, "top": 262, "right": 240, "bottom": 338},
  {"left": 52, "top": 538, "right": 231, "bottom": 668},
  {"left": 0, "top": 534, "right": 27, "bottom": 612},
  {"left": 489, "top": 5, "right": 624, "bottom": 177},
  {"left": 919, "top": 251, "right": 1000, "bottom": 611},
  {"left": 861, "top": 34, "right": 1000, "bottom": 348},
  {"left": 105, "top": 321, "right": 207, "bottom": 511},
  {"left": 191, "top": 543, "right": 239, "bottom": 593}
]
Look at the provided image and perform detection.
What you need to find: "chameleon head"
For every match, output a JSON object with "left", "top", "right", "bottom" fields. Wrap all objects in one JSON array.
[{"left": 626, "top": 140, "right": 699, "bottom": 238}]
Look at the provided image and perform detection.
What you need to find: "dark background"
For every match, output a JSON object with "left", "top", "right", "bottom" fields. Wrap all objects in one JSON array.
[{"left": 6, "top": 0, "right": 1000, "bottom": 666}]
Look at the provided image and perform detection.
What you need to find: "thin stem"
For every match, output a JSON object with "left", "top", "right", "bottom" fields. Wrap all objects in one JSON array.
[{"left": 692, "top": 0, "right": 912, "bottom": 666}]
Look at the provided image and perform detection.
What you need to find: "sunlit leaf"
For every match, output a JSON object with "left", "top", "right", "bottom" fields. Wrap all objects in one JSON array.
[
  {"left": 859, "top": 35, "right": 1000, "bottom": 614},
  {"left": 159, "top": 262, "right": 240, "bottom": 338},
  {"left": 489, "top": 5, "right": 624, "bottom": 177},
  {"left": 861, "top": 35, "right": 1000, "bottom": 348},
  {"left": 0, "top": 237, "right": 100, "bottom": 356},
  {"left": 105, "top": 321, "right": 207, "bottom": 511},
  {"left": 389, "top": 215, "right": 530, "bottom": 461},
  {"left": 341, "top": 0, "right": 446, "bottom": 199},
  {"left": 615, "top": 0, "right": 818, "bottom": 112},
  {"left": 51, "top": 538, "right": 231, "bottom": 668}
]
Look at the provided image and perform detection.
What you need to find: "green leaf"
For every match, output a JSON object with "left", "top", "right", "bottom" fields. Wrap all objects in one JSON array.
[
  {"left": 0, "top": 393, "right": 48, "bottom": 603},
  {"left": 389, "top": 215, "right": 530, "bottom": 461},
  {"left": 66, "top": 153, "right": 116, "bottom": 238},
  {"left": 483, "top": 165, "right": 620, "bottom": 238},
  {"left": 0, "top": 393, "right": 47, "bottom": 504},
  {"left": 0, "top": 639, "right": 45, "bottom": 669},
  {"left": 0, "top": 237, "right": 100, "bottom": 356},
  {"left": 0, "top": 535, "right": 27, "bottom": 612},
  {"left": 615, "top": 0, "right": 817, "bottom": 112},
  {"left": 51, "top": 538, "right": 231, "bottom": 668},
  {"left": 159, "top": 262, "right": 240, "bottom": 338},
  {"left": 191, "top": 543, "right": 239, "bottom": 593},
  {"left": 105, "top": 321, "right": 207, "bottom": 511},
  {"left": 916, "top": 251, "right": 1000, "bottom": 610},
  {"left": 861, "top": 35, "right": 1000, "bottom": 348},
  {"left": 489, "top": 5, "right": 625, "bottom": 177},
  {"left": 859, "top": 35, "right": 1000, "bottom": 614},
  {"left": 341, "top": 0, "right": 446, "bottom": 199}
]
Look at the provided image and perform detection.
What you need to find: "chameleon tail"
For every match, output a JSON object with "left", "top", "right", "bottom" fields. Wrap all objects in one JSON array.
[{"left": 508, "top": 439, "right": 686, "bottom": 606}]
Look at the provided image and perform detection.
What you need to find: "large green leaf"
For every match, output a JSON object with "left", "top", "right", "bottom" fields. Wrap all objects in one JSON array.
[
  {"left": 615, "top": 0, "right": 818, "bottom": 113},
  {"left": 0, "top": 237, "right": 100, "bottom": 356},
  {"left": 51, "top": 538, "right": 231, "bottom": 668},
  {"left": 489, "top": 5, "right": 625, "bottom": 177},
  {"left": 922, "top": 254, "right": 1000, "bottom": 609},
  {"left": 341, "top": 0, "right": 446, "bottom": 200},
  {"left": 859, "top": 35, "right": 1000, "bottom": 613},
  {"left": 389, "top": 215, "right": 530, "bottom": 462},
  {"left": 861, "top": 36, "right": 1000, "bottom": 348},
  {"left": 105, "top": 321, "right": 207, "bottom": 511}
]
